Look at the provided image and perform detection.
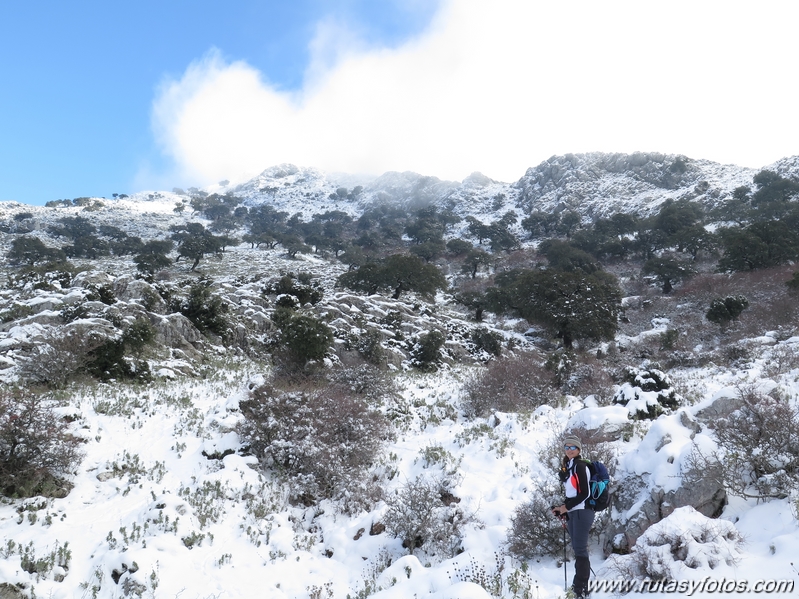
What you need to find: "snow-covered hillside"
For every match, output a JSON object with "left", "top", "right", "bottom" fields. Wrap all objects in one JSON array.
[{"left": 1, "top": 153, "right": 798, "bottom": 599}]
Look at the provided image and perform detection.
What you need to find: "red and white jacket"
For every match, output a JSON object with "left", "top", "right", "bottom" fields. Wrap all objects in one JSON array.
[{"left": 564, "top": 457, "right": 591, "bottom": 512}]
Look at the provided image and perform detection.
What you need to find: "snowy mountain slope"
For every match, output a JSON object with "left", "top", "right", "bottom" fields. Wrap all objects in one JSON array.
[
  {"left": 514, "top": 152, "right": 759, "bottom": 219},
  {"left": 0, "top": 152, "right": 798, "bottom": 598}
]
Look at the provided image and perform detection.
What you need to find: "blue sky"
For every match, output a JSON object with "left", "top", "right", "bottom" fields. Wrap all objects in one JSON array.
[
  {"left": 2, "top": 1, "right": 799, "bottom": 206},
  {"left": 0, "top": 1, "right": 437, "bottom": 205}
]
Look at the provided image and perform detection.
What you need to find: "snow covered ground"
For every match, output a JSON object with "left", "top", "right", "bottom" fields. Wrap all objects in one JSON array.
[{"left": 1, "top": 332, "right": 797, "bottom": 598}]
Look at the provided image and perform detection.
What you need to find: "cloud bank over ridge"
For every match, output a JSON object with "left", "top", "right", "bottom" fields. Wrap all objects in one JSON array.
[{"left": 150, "top": 0, "right": 799, "bottom": 188}]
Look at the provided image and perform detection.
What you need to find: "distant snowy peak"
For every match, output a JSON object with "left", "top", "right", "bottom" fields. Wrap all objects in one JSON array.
[
  {"left": 229, "top": 164, "right": 513, "bottom": 219},
  {"left": 220, "top": 152, "right": 799, "bottom": 221},
  {"left": 766, "top": 154, "right": 799, "bottom": 181},
  {"left": 513, "top": 152, "right": 764, "bottom": 219}
]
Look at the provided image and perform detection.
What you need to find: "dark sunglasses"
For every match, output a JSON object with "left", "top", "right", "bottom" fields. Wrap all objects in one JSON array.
[{"left": 564, "top": 445, "right": 579, "bottom": 451}]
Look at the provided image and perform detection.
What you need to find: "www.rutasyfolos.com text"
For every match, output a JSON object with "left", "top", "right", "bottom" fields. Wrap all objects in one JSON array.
[{"left": 587, "top": 577, "right": 795, "bottom": 595}]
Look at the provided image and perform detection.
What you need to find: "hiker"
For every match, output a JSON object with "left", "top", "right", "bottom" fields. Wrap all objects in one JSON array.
[{"left": 552, "top": 435, "right": 594, "bottom": 599}]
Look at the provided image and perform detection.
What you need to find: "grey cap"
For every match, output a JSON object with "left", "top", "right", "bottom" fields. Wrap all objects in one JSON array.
[{"left": 562, "top": 435, "right": 582, "bottom": 451}]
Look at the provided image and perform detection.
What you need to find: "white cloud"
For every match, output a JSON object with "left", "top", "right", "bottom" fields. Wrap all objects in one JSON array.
[{"left": 150, "top": 0, "right": 799, "bottom": 187}]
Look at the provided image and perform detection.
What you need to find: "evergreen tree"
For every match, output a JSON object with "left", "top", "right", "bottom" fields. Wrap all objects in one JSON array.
[
  {"left": 133, "top": 240, "right": 174, "bottom": 276},
  {"left": 489, "top": 268, "right": 621, "bottom": 348},
  {"left": 7, "top": 237, "right": 65, "bottom": 266},
  {"left": 642, "top": 257, "right": 694, "bottom": 294},
  {"left": 170, "top": 223, "right": 225, "bottom": 270},
  {"left": 461, "top": 249, "right": 492, "bottom": 279},
  {"left": 338, "top": 254, "right": 447, "bottom": 299}
]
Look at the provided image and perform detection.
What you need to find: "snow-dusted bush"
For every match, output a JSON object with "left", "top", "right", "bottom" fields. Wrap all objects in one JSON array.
[
  {"left": 469, "top": 326, "right": 503, "bottom": 357},
  {"left": 172, "top": 280, "right": 230, "bottom": 338},
  {"left": 546, "top": 349, "right": 616, "bottom": 400},
  {"left": 273, "top": 311, "right": 334, "bottom": 369},
  {"left": 461, "top": 352, "right": 557, "bottom": 418},
  {"left": 85, "top": 337, "right": 152, "bottom": 383},
  {"left": 762, "top": 343, "right": 799, "bottom": 378},
  {"left": 352, "top": 327, "right": 387, "bottom": 366},
  {"left": 409, "top": 329, "right": 446, "bottom": 371},
  {"left": 694, "top": 385, "right": 799, "bottom": 500},
  {"left": 382, "top": 473, "right": 473, "bottom": 558},
  {"left": 0, "top": 388, "right": 84, "bottom": 498},
  {"left": 613, "top": 367, "right": 679, "bottom": 420},
  {"left": 706, "top": 294, "right": 749, "bottom": 326},
  {"left": 506, "top": 479, "right": 566, "bottom": 560},
  {"left": 604, "top": 506, "right": 743, "bottom": 583},
  {"left": 18, "top": 326, "right": 105, "bottom": 388},
  {"left": 328, "top": 364, "right": 398, "bottom": 406},
  {"left": 238, "top": 382, "right": 389, "bottom": 504},
  {"left": 7, "top": 261, "right": 75, "bottom": 292},
  {"left": 263, "top": 272, "right": 324, "bottom": 306},
  {"left": 0, "top": 302, "right": 33, "bottom": 324}
]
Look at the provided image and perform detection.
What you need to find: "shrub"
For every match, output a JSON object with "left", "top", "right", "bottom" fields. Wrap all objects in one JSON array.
[
  {"left": 701, "top": 385, "right": 799, "bottom": 500},
  {"left": 264, "top": 273, "right": 324, "bottom": 306},
  {"left": 470, "top": 327, "right": 503, "bottom": 357},
  {"left": 175, "top": 281, "right": 230, "bottom": 338},
  {"left": 352, "top": 327, "right": 386, "bottom": 366},
  {"left": 461, "top": 352, "right": 557, "bottom": 418},
  {"left": 0, "top": 303, "right": 33, "bottom": 324},
  {"left": 0, "top": 388, "right": 84, "bottom": 498},
  {"left": 84, "top": 338, "right": 151, "bottom": 383},
  {"left": 612, "top": 367, "right": 679, "bottom": 420},
  {"left": 382, "top": 473, "right": 473, "bottom": 558},
  {"left": 60, "top": 302, "right": 90, "bottom": 324},
  {"left": 328, "top": 364, "right": 397, "bottom": 405},
  {"left": 659, "top": 328, "right": 680, "bottom": 350},
  {"left": 121, "top": 318, "right": 156, "bottom": 357},
  {"left": 8, "top": 262, "right": 74, "bottom": 292},
  {"left": 506, "top": 481, "right": 567, "bottom": 560},
  {"left": 548, "top": 350, "right": 616, "bottom": 401},
  {"left": 274, "top": 313, "right": 334, "bottom": 368},
  {"left": 763, "top": 343, "right": 799, "bottom": 378},
  {"left": 409, "top": 330, "right": 446, "bottom": 371},
  {"left": 706, "top": 295, "right": 749, "bottom": 325},
  {"left": 84, "top": 283, "right": 117, "bottom": 305},
  {"left": 7, "top": 237, "right": 65, "bottom": 266},
  {"left": 238, "top": 383, "right": 389, "bottom": 504},
  {"left": 17, "top": 326, "right": 105, "bottom": 388}
]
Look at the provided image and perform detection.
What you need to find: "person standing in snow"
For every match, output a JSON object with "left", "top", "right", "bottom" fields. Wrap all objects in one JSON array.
[{"left": 552, "top": 434, "right": 594, "bottom": 599}]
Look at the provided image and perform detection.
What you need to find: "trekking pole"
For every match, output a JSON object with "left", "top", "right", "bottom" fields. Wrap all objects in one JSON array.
[
  {"left": 552, "top": 507, "right": 569, "bottom": 592},
  {"left": 562, "top": 519, "right": 568, "bottom": 592},
  {"left": 553, "top": 509, "right": 568, "bottom": 592}
]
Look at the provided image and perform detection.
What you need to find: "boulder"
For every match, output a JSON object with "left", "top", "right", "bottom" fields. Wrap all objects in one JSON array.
[
  {"left": 605, "top": 474, "right": 726, "bottom": 555},
  {"left": 694, "top": 387, "right": 744, "bottom": 423},
  {"left": 151, "top": 313, "right": 204, "bottom": 358},
  {"left": 113, "top": 276, "right": 163, "bottom": 308},
  {"left": 73, "top": 270, "right": 115, "bottom": 288}
]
